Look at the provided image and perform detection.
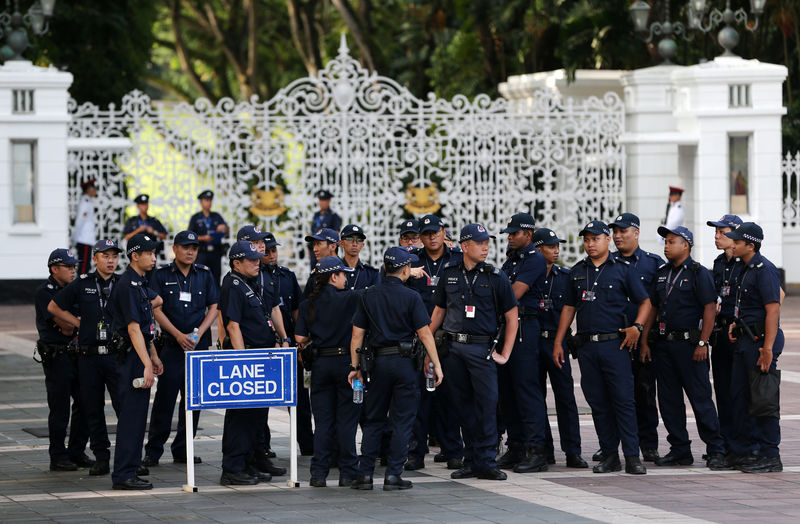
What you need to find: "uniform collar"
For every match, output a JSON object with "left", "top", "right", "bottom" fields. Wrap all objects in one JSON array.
[
  {"left": 669, "top": 255, "right": 694, "bottom": 270},
  {"left": 419, "top": 245, "right": 452, "bottom": 261},
  {"left": 461, "top": 260, "right": 486, "bottom": 272},
  {"left": 47, "top": 275, "right": 64, "bottom": 290},
  {"left": 614, "top": 246, "right": 643, "bottom": 262},
  {"left": 509, "top": 243, "right": 537, "bottom": 260},
  {"left": 125, "top": 265, "right": 146, "bottom": 281},
  {"left": 714, "top": 252, "right": 740, "bottom": 264},
  {"left": 583, "top": 253, "right": 616, "bottom": 267},
  {"left": 171, "top": 261, "right": 196, "bottom": 274},
  {"left": 92, "top": 270, "right": 114, "bottom": 283},
  {"left": 383, "top": 275, "right": 403, "bottom": 285}
]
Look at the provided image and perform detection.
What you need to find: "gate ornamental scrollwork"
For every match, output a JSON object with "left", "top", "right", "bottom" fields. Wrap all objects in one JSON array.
[{"left": 68, "top": 35, "right": 625, "bottom": 281}]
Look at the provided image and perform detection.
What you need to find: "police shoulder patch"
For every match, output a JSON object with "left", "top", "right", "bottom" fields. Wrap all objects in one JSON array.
[
  {"left": 443, "top": 261, "right": 459, "bottom": 270},
  {"left": 46, "top": 283, "right": 53, "bottom": 289},
  {"left": 80, "top": 274, "right": 89, "bottom": 279},
  {"left": 618, "top": 258, "right": 631, "bottom": 265}
]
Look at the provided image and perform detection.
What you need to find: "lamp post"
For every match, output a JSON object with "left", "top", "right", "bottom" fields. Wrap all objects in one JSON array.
[
  {"left": 0, "top": 0, "right": 56, "bottom": 62},
  {"left": 629, "top": 0, "right": 691, "bottom": 65}
]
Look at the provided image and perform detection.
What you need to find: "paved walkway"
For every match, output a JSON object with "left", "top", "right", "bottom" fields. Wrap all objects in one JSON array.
[{"left": 1, "top": 299, "right": 800, "bottom": 523}]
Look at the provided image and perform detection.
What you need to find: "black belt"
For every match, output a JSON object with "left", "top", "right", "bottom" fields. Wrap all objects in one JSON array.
[
  {"left": 732, "top": 322, "right": 766, "bottom": 340},
  {"left": 716, "top": 317, "right": 735, "bottom": 328},
  {"left": 656, "top": 329, "right": 700, "bottom": 342},
  {"left": 580, "top": 332, "right": 620, "bottom": 343},
  {"left": 317, "top": 346, "right": 348, "bottom": 357},
  {"left": 540, "top": 330, "right": 557, "bottom": 339},
  {"left": 374, "top": 346, "right": 401, "bottom": 356},
  {"left": 77, "top": 344, "right": 111, "bottom": 355},
  {"left": 445, "top": 332, "right": 492, "bottom": 344},
  {"left": 37, "top": 341, "right": 71, "bottom": 354},
  {"left": 520, "top": 313, "right": 540, "bottom": 319}
]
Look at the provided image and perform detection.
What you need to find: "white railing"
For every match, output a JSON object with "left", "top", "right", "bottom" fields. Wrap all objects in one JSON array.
[{"left": 784, "top": 151, "right": 800, "bottom": 231}]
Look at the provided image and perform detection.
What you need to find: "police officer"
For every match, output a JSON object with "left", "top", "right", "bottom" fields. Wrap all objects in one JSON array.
[
  {"left": 73, "top": 178, "right": 98, "bottom": 274},
  {"left": 303, "top": 228, "right": 340, "bottom": 296},
  {"left": 399, "top": 219, "right": 421, "bottom": 248},
  {"left": 123, "top": 194, "right": 168, "bottom": 275},
  {"left": 429, "top": 223, "right": 518, "bottom": 481},
  {"left": 662, "top": 186, "right": 685, "bottom": 231},
  {"left": 496, "top": 213, "right": 549, "bottom": 473},
  {"left": 405, "top": 214, "right": 464, "bottom": 471},
  {"left": 553, "top": 221, "right": 650, "bottom": 475},
  {"left": 725, "top": 222, "right": 784, "bottom": 473},
  {"left": 35, "top": 249, "right": 92, "bottom": 471},
  {"left": 339, "top": 224, "right": 380, "bottom": 290},
  {"left": 48, "top": 239, "right": 123, "bottom": 476},
  {"left": 640, "top": 226, "right": 726, "bottom": 469},
  {"left": 309, "top": 189, "right": 342, "bottom": 269},
  {"left": 349, "top": 247, "right": 444, "bottom": 490},
  {"left": 705, "top": 214, "right": 743, "bottom": 452},
  {"left": 188, "top": 190, "right": 229, "bottom": 285},
  {"left": 532, "top": 228, "right": 587, "bottom": 468},
  {"left": 295, "top": 256, "right": 363, "bottom": 487},
  {"left": 141, "top": 231, "right": 219, "bottom": 468},
  {"left": 109, "top": 233, "right": 164, "bottom": 490},
  {"left": 609, "top": 212, "right": 663, "bottom": 463},
  {"left": 218, "top": 241, "right": 290, "bottom": 485}
]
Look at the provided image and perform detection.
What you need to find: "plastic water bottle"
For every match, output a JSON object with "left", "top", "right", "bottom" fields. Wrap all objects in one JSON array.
[
  {"left": 132, "top": 376, "right": 158, "bottom": 388},
  {"left": 189, "top": 328, "right": 200, "bottom": 345},
  {"left": 352, "top": 379, "right": 364, "bottom": 404},
  {"left": 426, "top": 362, "right": 436, "bottom": 392}
]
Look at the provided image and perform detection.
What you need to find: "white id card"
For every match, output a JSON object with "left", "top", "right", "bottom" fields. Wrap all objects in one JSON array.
[
  {"left": 465, "top": 305, "right": 476, "bottom": 318},
  {"left": 179, "top": 291, "right": 192, "bottom": 302}
]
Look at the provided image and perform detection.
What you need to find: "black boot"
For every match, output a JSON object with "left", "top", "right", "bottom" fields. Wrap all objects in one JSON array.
[
  {"left": 496, "top": 442, "right": 525, "bottom": 469},
  {"left": 513, "top": 447, "right": 549, "bottom": 473}
]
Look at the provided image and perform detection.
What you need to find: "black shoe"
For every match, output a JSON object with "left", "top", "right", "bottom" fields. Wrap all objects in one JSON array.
[
  {"left": 69, "top": 453, "right": 95, "bottom": 468},
  {"left": 654, "top": 451, "right": 693, "bottom": 466},
  {"left": 592, "top": 448, "right": 605, "bottom": 462},
  {"left": 253, "top": 456, "right": 287, "bottom": 477},
  {"left": 446, "top": 458, "right": 464, "bottom": 470},
  {"left": 566, "top": 454, "right": 589, "bottom": 469},
  {"left": 136, "top": 465, "right": 149, "bottom": 476},
  {"left": 246, "top": 466, "right": 272, "bottom": 481},
  {"left": 476, "top": 467, "right": 507, "bottom": 480},
  {"left": 706, "top": 453, "right": 731, "bottom": 471},
  {"left": 641, "top": 448, "right": 660, "bottom": 462},
  {"left": 450, "top": 466, "right": 476, "bottom": 479},
  {"left": 496, "top": 443, "right": 525, "bottom": 469},
  {"left": 172, "top": 456, "right": 202, "bottom": 464},
  {"left": 309, "top": 477, "right": 327, "bottom": 487},
  {"left": 404, "top": 457, "right": 425, "bottom": 471},
  {"left": 383, "top": 474, "right": 413, "bottom": 490},
  {"left": 141, "top": 455, "right": 159, "bottom": 467},
  {"left": 433, "top": 452, "right": 447, "bottom": 463},
  {"left": 728, "top": 452, "right": 758, "bottom": 469},
  {"left": 625, "top": 456, "right": 647, "bottom": 475},
  {"left": 50, "top": 460, "right": 78, "bottom": 472},
  {"left": 513, "top": 447, "right": 548, "bottom": 473},
  {"left": 265, "top": 448, "right": 277, "bottom": 458},
  {"left": 338, "top": 477, "right": 357, "bottom": 487},
  {"left": 112, "top": 476, "right": 153, "bottom": 490},
  {"left": 592, "top": 454, "right": 621, "bottom": 473},
  {"left": 89, "top": 460, "right": 110, "bottom": 476},
  {"left": 547, "top": 454, "right": 556, "bottom": 465},
  {"left": 739, "top": 456, "right": 783, "bottom": 473},
  {"left": 220, "top": 470, "right": 259, "bottom": 486},
  {"left": 350, "top": 475, "right": 373, "bottom": 490}
]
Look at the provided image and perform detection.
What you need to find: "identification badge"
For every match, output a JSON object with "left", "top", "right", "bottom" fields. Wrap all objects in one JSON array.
[
  {"left": 179, "top": 291, "right": 192, "bottom": 302},
  {"left": 268, "top": 319, "right": 275, "bottom": 329},
  {"left": 97, "top": 322, "right": 108, "bottom": 341},
  {"left": 658, "top": 322, "right": 666, "bottom": 335},
  {"left": 734, "top": 306, "right": 739, "bottom": 318},
  {"left": 97, "top": 346, "right": 108, "bottom": 355},
  {"left": 278, "top": 296, "right": 285, "bottom": 307},
  {"left": 581, "top": 290, "right": 596, "bottom": 302},
  {"left": 465, "top": 305, "right": 476, "bottom": 318},
  {"left": 539, "top": 299, "right": 553, "bottom": 311},
  {"left": 303, "top": 369, "right": 312, "bottom": 389},
  {"left": 149, "top": 323, "right": 156, "bottom": 336},
  {"left": 720, "top": 286, "right": 730, "bottom": 297},
  {"left": 428, "top": 276, "right": 440, "bottom": 287}
]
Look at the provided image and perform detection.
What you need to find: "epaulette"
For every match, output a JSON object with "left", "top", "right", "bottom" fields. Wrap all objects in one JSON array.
[
  {"left": 195, "top": 264, "right": 210, "bottom": 271},
  {"left": 756, "top": 262, "right": 764, "bottom": 268},
  {"left": 657, "top": 263, "right": 667, "bottom": 270},
  {"left": 362, "top": 263, "right": 378, "bottom": 271},
  {"left": 443, "top": 260, "right": 459, "bottom": 270},
  {"left": 279, "top": 265, "right": 292, "bottom": 273},
  {"left": 46, "top": 283, "right": 53, "bottom": 289},
  {"left": 519, "top": 246, "right": 539, "bottom": 259},
  {"left": 158, "top": 263, "right": 171, "bottom": 271},
  {"left": 80, "top": 273, "right": 89, "bottom": 279},
  {"left": 617, "top": 258, "right": 630, "bottom": 265},
  {"left": 646, "top": 252, "right": 662, "bottom": 261}
]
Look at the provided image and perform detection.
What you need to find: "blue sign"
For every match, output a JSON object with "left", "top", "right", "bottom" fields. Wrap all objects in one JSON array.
[{"left": 185, "top": 348, "right": 297, "bottom": 410}]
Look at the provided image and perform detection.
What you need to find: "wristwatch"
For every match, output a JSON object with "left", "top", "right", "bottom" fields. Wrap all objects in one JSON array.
[
  {"left": 633, "top": 323, "right": 643, "bottom": 333},
  {"left": 697, "top": 340, "right": 708, "bottom": 347},
  {"left": 349, "top": 364, "right": 360, "bottom": 372},
  {"left": 282, "top": 337, "right": 291, "bottom": 344}
]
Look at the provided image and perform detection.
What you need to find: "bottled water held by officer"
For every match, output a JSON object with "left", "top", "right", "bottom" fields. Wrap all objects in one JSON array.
[
  {"left": 426, "top": 362, "right": 436, "bottom": 392},
  {"left": 352, "top": 379, "right": 364, "bottom": 404},
  {"left": 189, "top": 328, "right": 199, "bottom": 345},
  {"left": 132, "top": 376, "right": 159, "bottom": 388}
]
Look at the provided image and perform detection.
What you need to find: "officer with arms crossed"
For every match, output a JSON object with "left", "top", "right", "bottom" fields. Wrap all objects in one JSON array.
[
  {"left": 35, "top": 249, "right": 92, "bottom": 471},
  {"left": 109, "top": 234, "right": 164, "bottom": 489},
  {"left": 349, "top": 247, "right": 443, "bottom": 490},
  {"left": 532, "top": 229, "right": 587, "bottom": 468},
  {"left": 339, "top": 224, "right": 380, "bottom": 290},
  {"left": 141, "top": 231, "right": 219, "bottom": 468},
  {"left": 188, "top": 190, "right": 229, "bottom": 286},
  {"left": 553, "top": 221, "right": 650, "bottom": 475},
  {"left": 429, "top": 224, "right": 518, "bottom": 481},
  {"left": 48, "top": 239, "right": 123, "bottom": 476},
  {"left": 640, "top": 226, "right": 727, "bottom": 469}
]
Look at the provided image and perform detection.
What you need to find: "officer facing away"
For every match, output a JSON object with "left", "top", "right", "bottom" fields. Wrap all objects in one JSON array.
[{"left": 348, "top": 247, "right": 443, "bottom": 491}]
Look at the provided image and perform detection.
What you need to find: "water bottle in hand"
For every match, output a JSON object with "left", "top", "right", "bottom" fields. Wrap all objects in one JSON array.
[
  {"left": 425, "top": 362, "right": 436, "bottom": 392},
  {"left": 352, "top": 379, "right": 364, "bottom": 404},
  {"left": 133, "top": 376, "right": 158, "bottom": 388},
  {"left": 189, "top": 328, "right": 200, "bottom": 345}
]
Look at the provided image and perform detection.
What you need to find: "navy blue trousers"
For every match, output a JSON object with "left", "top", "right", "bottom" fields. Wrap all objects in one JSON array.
[
  {"left": 263, "top": 364, "right": 314, "bottom": 454},
  {"left": 409, "top": 355, "right": 464, "bottom": 461},
  {"left": 197, "top": 251, "right": 222, "bottom": 287},
  {"left": 144, "top": 343, "right": 200, "bottom": 461},
  {"left": 77, "top": 354, "right": 120, "bottom": 461},
  {"left": 711, "top": 326, "right": 736, "bottom": 451},
  {"left": 43, "top": 353, "right": 90, "bottom": 462},
  {"left": 578, "top": 339, "right": 639, "bottom": 457},
  {"left": 448, "top": 341, "right": 499, "bottom": 470},
  {"left": 498, "top": 318, "right": 547, "bottom": 448},
  {"left": 653, "top": 341, "right": 725, "bottom": 456},
  {"left": 223, "top": 407, "right": 267, "bottom": 473},
  {"left": 309, "top": 355, "right": 361, "bottom": 480},
  {"left": 539, "top": 339, "right": 581, "bottom": 455},
  {"left": 631, "top": 348, "right": 659, "bottom": 449},
  {"left": 112, "top": 349, "right": 151, "bottom": 484},
  {"left": 358, "top": 355, "right": 418, "bottom": 477},
  {"left": 729, "top": 329, "right": 783, "bottom": 458}
]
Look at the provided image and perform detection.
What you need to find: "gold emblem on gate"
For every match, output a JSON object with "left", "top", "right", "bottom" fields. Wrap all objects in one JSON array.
[
  {"left": 404, "top": 183, "right": 441, "bottom": 214},
  {"left": 250, "top": 186, "right": 287, "bottom": 217}
]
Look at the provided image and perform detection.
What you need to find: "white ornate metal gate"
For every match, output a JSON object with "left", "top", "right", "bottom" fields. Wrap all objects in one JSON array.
[{"left": 67, "top": 37, "right": 625, "bottom": 281}]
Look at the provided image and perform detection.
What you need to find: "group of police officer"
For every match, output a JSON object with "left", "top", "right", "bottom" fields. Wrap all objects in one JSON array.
[{"left": 33, "top": 187, "right": 784, "bottom": 492}]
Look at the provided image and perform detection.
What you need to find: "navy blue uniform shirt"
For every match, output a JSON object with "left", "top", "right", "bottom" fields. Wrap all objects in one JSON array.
[
  {"left": 408, "top": 246, "right": 462, "bottom": 315},
  {"left": 220, "top": 271, "right": 275, "bottom": 348},
  {"left": 613, "top": 247, "right": 663, "bottom": 325},
  {"left": 538, "top": 265, "right": 571, "bottom": 332},
  {"left": 733, "top": 252, "right": 782, "bottom": 325},
  {"left": 150, "top": 262, "right": 219, "bottom": 349},
  {"left": 35, "top": 276, "right": 77, "bottom": 345},
  {"left": 650, "top": 257, "right": 716, "bottom": 330},
  {"left": 188, "top": 211, "right": 227, "bottom": 250},
  {"left": 502, "top": 244, "right": 546, "bottom": 313},
  {"left": 311, "top": 210, "right": 342, "bottom": 233},
  {"left": 255, "top": 265, "right": 282, "bottom": 312},
  {"left": 433, "top": 261, "right": 518, "bottom": 336},
  {"left": 53, "top": 271, "right": 119, "bottom": 346},
  {"left": 564, "top": 255, "right": 649, "bottom": 334},
  {"left": 263, "top": 264, "right": 303, "bottom": 336},
  {"left": 344, "top": 260, "right": 380, "bottom": 290},
  {"left": 295, "top": 284, "right": 362, "bottom": 348},
  {"left": 123, "top": 214, "right": 168, "bottom": 238},
  {"left": 712, "top": 253, "right": 743, "bottom": 320},
  {"left": 111, "top": 266, "right": 158, "bottom": 342},
  {"left": 353, "top": 276, "right": 431, "bottom": 348}
]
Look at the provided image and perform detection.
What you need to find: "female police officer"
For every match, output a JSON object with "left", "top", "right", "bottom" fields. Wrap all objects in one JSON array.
[{"left": 295, "top": 256, "right": 362, "bottom": 487}]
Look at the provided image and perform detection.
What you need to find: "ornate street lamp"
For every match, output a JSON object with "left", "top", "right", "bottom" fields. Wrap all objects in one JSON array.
[
  {"left": 629, "top": 0, "right": 691, "bottom": 65},
  {"left": 0, "top": 0, "right": 56, "bottom": 62}
]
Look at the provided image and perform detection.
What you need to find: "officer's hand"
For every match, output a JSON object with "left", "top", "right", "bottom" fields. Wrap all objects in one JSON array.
[
  {"left": 146, "top": 226, "right": 155, "bottom": 234},
  {"left": 347, "top": 370, "right": 362, "bottom": 386},
  {"left": 693, "top": 345, "right": 708, "bottom": 362},
  {"left": 728, "top": 323, "right": 738, "bottom": 343},
  {"left": 619, "top": 326, "right": 640, "bottom": 351},
  {"left": 216, "top": 224, "right": 228, "bottom": 233},
  {"left": 143, "top": 365, "right": 156, "bottom": 389},
  {"left": 177, "top": 332, "right": 195, "bottom": 351},
  {"left": 281, "top": 341, "right": 290, "bottom": 348},
  {"left": 199, "top": 235, "right": 213, "bottom": 243},
  {"left": 433, "top": 364, "right": 444, "bottom": 387},
  {"left": 639, "top": 344, "right": 651, "bottom": 363},
  {"left": 491, "top": 351, "right": 508, "bottom": 365},
  {"left": 150, "top": 354, "right": 164, "bottom": 375},
  {"left": 409, "top": 267, "right": 428, "bottom": 280},
  {"left": 756, "top": 347, "right": 772, "bottom": 373},
  {"left": 553, "top": 344, "right": 565, "bottom": 369}
]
